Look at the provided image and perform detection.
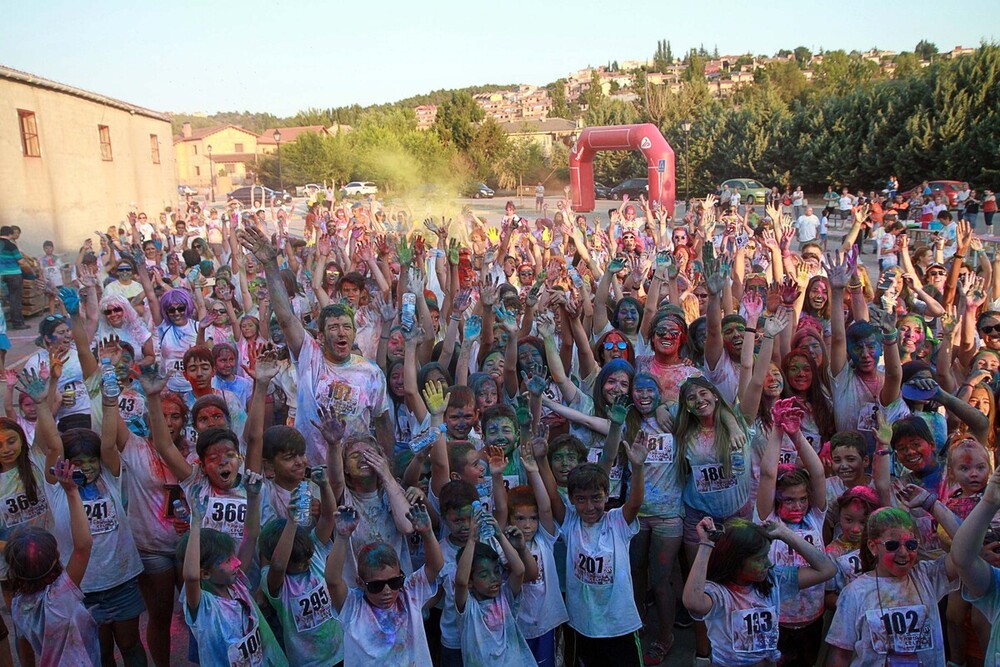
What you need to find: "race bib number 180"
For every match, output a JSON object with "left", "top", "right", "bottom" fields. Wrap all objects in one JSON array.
[{"left": 693, "top": 464, "right": 736, "bottom": 493}]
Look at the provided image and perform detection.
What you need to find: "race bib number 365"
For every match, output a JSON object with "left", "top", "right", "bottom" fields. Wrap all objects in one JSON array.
[
  {"left": 731, "top": 607, "right": 778, "bottom": 653},
  {"left": 1, "top": 492, "right": 47, "bottom": 527},
  {"left": 693, "top": 464, "right": 736, "bottom": 493},
  {"left": 865, "top": 605, "right": 933, "bottom": 654}
]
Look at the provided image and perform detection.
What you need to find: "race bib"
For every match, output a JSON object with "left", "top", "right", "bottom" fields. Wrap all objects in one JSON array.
[
  {"left": 573, "top": 548, "right": 614, "bottom": 586},
  {"left": 168, "top": 358, "right": 185, "bottom": 374},
  {"left": 318, "top": 378, "right": 360, "bottom": 418},
  {"left": 773, "top": 528, "right": 820, "bottom": 567},
  {"left": 1, "top": 491, "right": 47, "bottom": 527},
  {"left": 292, "top": 581, "right": 334, "bottom": 632},
  {"left": 647, "top": 434, "right": 675, "bottom": 464},
  {"left": 801, "top": 430, "right": 821, "bottom": 452},
  {"left": 83, "top": 498, "right": 119, "bottom": 535},
  {"left": 865, "top": 605, "right": 933, "bottom": 654},
  {"left": 118, "top": 392, "right": 146, "bottom": 423},
  {"left": 501, "top": 474, "right": 520, "bottom": 492},
  {"left": 778, "top": 448, "right": 798, "bottom": 465},
  {"left": 227, "top": 623, "right": 263, "bottom": 667},
  {"left": 857, "top": 403, "right": 879, "bottom": 432},
  {"left": 731, "top": 606, "right": 778, "bottom": 653},
  {"left": 693, "top": 464, "right": 736, "bottom": 493},
  {"left": 836, "top": 550, "right": 864, "bottom": 582},
  {"left": 203, "top": 497, "right": 247, "bottom": 540},
  {"left": 587, "top": 449, "right": 623, "bottom": 498}
]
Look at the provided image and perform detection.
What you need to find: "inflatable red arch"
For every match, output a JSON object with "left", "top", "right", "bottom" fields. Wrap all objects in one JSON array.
[{"left": 569, "top": 123, "right": 677, "bottom": 217}]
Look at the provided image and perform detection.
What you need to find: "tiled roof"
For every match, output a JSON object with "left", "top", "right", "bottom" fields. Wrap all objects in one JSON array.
[
  {"left": 257, "top": 126, "right": 328, "bottom": 144},
  {"left": 174, "top": 124, "right": 260, "bottom": 143}
]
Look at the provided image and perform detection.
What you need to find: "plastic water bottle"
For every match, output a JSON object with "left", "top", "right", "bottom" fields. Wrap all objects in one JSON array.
[
  {"left": 295, "top": 481, "right": 311, "bottom": 525},
  {"left": 100, "top": 358, "right": 120, "bottom": 399},
  {"left": 408, "top": 426, "right": 438, "bottom": 454},
  {"left": 472, "top": 500, "right": 495, "bottom": 541},
  {"left": 401, "top": 292, "right": 416, "bottom": 332},
  {"left": 172, "top": 500, "right": 190, "bottom": 522},
  {"left": 568, "top": 266, "right": 584, "bottom": 289}
]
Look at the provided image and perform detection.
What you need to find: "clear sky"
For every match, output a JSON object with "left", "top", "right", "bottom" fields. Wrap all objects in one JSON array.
[{"left": 2, "top": 0, "right": 996, "bottom": 117}]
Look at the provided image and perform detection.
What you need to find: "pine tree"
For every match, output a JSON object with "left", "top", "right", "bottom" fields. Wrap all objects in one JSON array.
[{"left": 666, "top": 41, "right": 673, "bottom": 65}]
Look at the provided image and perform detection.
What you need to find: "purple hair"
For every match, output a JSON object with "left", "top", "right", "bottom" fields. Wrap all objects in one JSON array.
[{"left": 159, "top": 288, "right": 195, "bottom": 320}]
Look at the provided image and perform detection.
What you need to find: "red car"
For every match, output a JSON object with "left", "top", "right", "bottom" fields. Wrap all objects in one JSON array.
[{"left": 901, "top": 180, "right": 964, "bottom": 207}]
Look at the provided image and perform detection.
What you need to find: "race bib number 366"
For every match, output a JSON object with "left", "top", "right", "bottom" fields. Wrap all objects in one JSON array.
[
  {"left": 203, "top": 497, "right": 247, "bottom": 541},
  {"left": 731, "top": 607, "right": 778, "bottom": 653},
  {"left": 1, "top": 492, "right": 47, "bottom": 527},
  {"left": 693, "top": 464, "right": 736, "bottom": 493}
]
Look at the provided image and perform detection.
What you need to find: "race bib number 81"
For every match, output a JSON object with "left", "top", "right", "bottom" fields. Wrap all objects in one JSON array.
[{"left": 647, "top": 434, "right": 675, "bottom": 464}]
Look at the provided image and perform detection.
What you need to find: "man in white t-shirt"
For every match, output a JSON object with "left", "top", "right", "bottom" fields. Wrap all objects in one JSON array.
[
  {"left": 795, "top": 207, "right": 820, "bottom": 245},
  {"left": 729, "top": 189, "right": 741, "bottom": 210},
  {"left": 837, "top": 189, "right": 855, "bottom": 229},
  {"left": 239, "top": 226, "right": 393, "bottom": 464}
]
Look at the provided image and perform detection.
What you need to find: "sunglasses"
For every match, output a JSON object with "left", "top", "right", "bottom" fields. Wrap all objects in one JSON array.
[
  {"left": 362, "top": 574, "right": 405, "bottom": 594},
  {"left": 881, "top": 539, "right": 919, "bottom": 553},
  {"left": 654, "top": 328, "right": 682, "bottom": 339},
  {"left": 211, "top": 309, "right": 227, "bottom": 315},
  {"left": 603, "top": 341, "right": 628, "bottom": 351},
  {"left": 116, "top": 267, "right": 133, "bottom": 273},
  {"left": 166, "top": 306, "right": 187, "bottom": 315},
  {"left": 926, "top": 271, "right": 947, "bottom": 278},
  {"left": 103, "top": 307, "right": 123, "bottom": 315},
  {"left": 980, "top": 324, "right": 1000, "bottom": 336}
]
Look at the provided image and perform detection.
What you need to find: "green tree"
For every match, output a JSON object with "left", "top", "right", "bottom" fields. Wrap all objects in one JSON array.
[
  {"left": 755, "top": 61, "right": 809, "bottom": 103},
  {"left": 432, "top": 91, "right": 484, "bottom": 151},
  {"left": 735, "top": 54, "right": 754, "bottom": 69},
  {"left": 915, "top": 40, "right": 938, "bottom": 61},
  {"left": 653, "top": 40, "right": 671, "bottom": 74},
  {"left": 893, "top": 52, "right": 922, "bottom": 78},
  {"left": 583, "top": 70, "right": 603, "bottom": 109},
  {"left": 682, "top": 50, "right": 706, "bottom": 83},
  {"left": 793, "top": 46, "right": 812, "bottom": 67},
  {"left": 551, "top": 79, "right": 569, "bottom": 118},
  {"left": 666, "top": 41, "right": 673, "bottom": 65}
]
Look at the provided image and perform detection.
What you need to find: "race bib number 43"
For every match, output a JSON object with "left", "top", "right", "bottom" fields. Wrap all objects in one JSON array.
[
  {"left": 693, "top": 464, "right": 736, "bottom": 493},
  {"left": 865, "top": 605, "right": 933, "bottom": 654},
  {"left": 731, "top": 607, "right": 778, "bottom": 653}
]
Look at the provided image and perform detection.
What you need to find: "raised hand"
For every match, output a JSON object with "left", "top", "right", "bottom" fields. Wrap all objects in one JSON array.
[
  {"left": 513, "top": 393, "right": 532, "bottom": 428},
  {"left": 779, "top": 275, "right": 801, "bottom": 305},
  {"left": 609, "top": 394, "right": 630, "bottom": 425},
  {"left": 244, "top": 470, "right": 264, "bottom": 498},
  {"left": 448, "top": 239, "right": 462, "bottom": 266},
  {"left": 237, "top": 226, "right": 278, "bottom": 263},
  {"left": 335, "top": 506, "right": 359, "bottom": 537},
  {"left": 763, "top": 307, "right": 791, "bottom": 338},
  {"left": 521, "top": 365, "right": 548, "bottom": 397},
  {"left": 16, "top": 368, "right": 48, "bottom": 403},
  {"left": 137, "top": 364, "right": 168, "bottom": 396},
  {"left": 607, "top": 255, "right": 627, "bottom": 274},
  {"left": 374, "top": 292, "right": 397, "bottom": 324},
  {"left": 519, "top": 439, "right": 540, "bottom": 473},
  {"left": 874, "top": 410, "right": 892, "bottom": 447},
  {"left": 422, "top": 379, "right": 451, "bottom": 417},
  {"left": 504, "top": 525, "right": 526, "bottom": 552},
  {"left": 625, "top": 431, "right": 650, "bottom": 466},
  {"left": 529, "top": 423, "right": 549, "bottom": 461},
  {"left": 312, "top": 406, "right": 346, "bottom": 445},
  {"left": 464, "top": 315, "right": 482, "bottom": 343},
  {"left": 867, "top": 304, "right": 897, "bottom": 335},
  {"left": 396, "top": 236, "right": 414, "bottom": 267},
  {"left": 486, "top": 445, "right": 508, "bottom": 476},
  {"left": 535, "top": 311, "right": 556, "bottom": 339},
  {"left": 453, "top": 288, "right": 474, "bottom": 315},
  {"left": 741, "top": 291, "right": 764, "bottom": 327},
  {"left": 823, "top": 249, "right": 856, "bottom": 290},
  {"left": 494, "top": 304, "right": 518, "bottom": 334},
  {"left": 406, "top": 501, "right": 432, "bottom": 534},
  {"left": 480, "top": 274, "right": 500, "bottom": 307},
  {"left": 361, "top": 448, "right": 393, "bottom": 480},
  {"left": 891, "top": 480, "right": 933, "bottom": 510}
]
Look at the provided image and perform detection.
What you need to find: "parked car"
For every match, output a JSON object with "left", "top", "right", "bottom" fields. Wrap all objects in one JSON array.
[
  {"left": 295, "top": 183, "right": 323, "bottom": 198},
  {"left": 340, "top": 181, "right": 378, "bottom": 197},
  {"left": 177, "top": 185, "right": 198, "bottom": 197},
  {"left": 226, "top": 186, "right": 291, "bottom": 207},
  {"left": 901, "top": 180, "right": 964, "bottom": 207},
  {"left": 721, "top": 178, "right": 769, "bottom": 205},
  {"left": 594, "top": 182, "right": 612, "bottom": 199},
  {"left": 463, "top": 182, "right": 495, "bottom": 199},
  {"left": 610, "top": 178, "right": 649, "bottom": 200}
]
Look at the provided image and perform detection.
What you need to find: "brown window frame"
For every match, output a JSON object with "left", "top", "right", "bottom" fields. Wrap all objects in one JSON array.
[
  {"left": 98, "top": 125, "right": 113, "bottom": 161},
  {"left": 18, "top": 110, "right": 40, "bottom": 157},
  {"left": 150, "top": 134, "right": 160, "bottom": 164},
  {"left": 234, "top": 143, "right": 244, "bottom": 153}
]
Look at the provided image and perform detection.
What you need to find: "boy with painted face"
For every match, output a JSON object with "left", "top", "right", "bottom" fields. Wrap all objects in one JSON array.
[
  {"left": 825, "top": 487, "right": 882, "bottom": 610},
  {"left": 329, "top": 503, "right": 442, "bottom": 664},
  {"left": 824, "top": 432, "right": 874, "bottom": 536},
  {"left": 828, "top": 247, "right": 908, "bottom": 452},
  {"left": 182, "top": 345, "right": 248, "bottom": 441}
]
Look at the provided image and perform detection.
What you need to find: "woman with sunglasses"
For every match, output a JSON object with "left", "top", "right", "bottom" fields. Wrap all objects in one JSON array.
[
  {"left": 88, "top": 293, "right": 155, "bottom": 369},
  {"left": 636, "top": 310, "right": 702, "bottom": 412},
  {"left": 103, "top": 257, "right": 144, "bottom": 301}
]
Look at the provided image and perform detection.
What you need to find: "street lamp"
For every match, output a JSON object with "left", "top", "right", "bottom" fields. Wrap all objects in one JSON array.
[
  {"left": 680, "top": 120, "right": 692, "bottom": 206},
  {"left": 273, "top": 130, "right": 283, "bottom": 193},
  {"left": 207, "top": 144, "right": 215, "bottom": 202}
]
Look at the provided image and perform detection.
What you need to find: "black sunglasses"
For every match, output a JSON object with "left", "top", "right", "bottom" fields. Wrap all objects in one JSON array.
[
  {"left": 882, "top": 539, "right": 919, "bottom": 553},
  {"left": 166, "top": 306, "right": 187, "bottom": 315},
  {"left": 362, "top": 574, "right": 405, "bottom": 594},
  {"left": 103, "top": 307, "right": 123, "bottom": 315},
  {"left": 981, "top": 324, "right": 1000, "bottom": 335}
]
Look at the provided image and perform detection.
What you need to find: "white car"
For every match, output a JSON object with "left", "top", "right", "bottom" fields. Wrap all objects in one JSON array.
[
  {"left": 340, "top": 181, "right": 378, "bottom": 197},
  {"left": 296, "top": 183, "right": 323, "bottom": 198}
]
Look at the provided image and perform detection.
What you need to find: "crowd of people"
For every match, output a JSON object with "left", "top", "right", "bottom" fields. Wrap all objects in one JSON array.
[{"left": 1, "top": 182, "right": 1000, "bottom": 667}]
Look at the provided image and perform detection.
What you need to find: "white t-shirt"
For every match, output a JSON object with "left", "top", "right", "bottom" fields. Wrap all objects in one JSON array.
[
  {"left": 839, "top": 195, "right": 855, "bottom": 211},
  {"left": 563, "top": 505, "right": 641, "bottom": 638},
  {"left": 763, "top": 507, "right": 826, "bottom": 626},
  {"left": 294, "top": 338, "right": 389, "bottom": 465},
  {"left": 458, "top": 584, "right": 536, "bottom": 666},
  {"left": 336, "top": 565, "right": 437, "bottom": 665},
  {"left": 341, "top": 487, "right": 413, "bottom": 585},
  {"left": 119, "top": 433, "right": 181, "bottom": 555},
  {"left": 940, "top": 222, "right": 958, "bottom": 260},
  {"left": 180, "top": 464, "right": 263, "bottom": 543},
  {"left": 45, "top": 466, "right": 143, "bottom": 594},
  {"left": 692, "top": 566, "right": 799, "bottom": 667},
  {"left": 796, "top": 215, "right": 820, "bottom": 243},
  {"left": 830, "top": 365, "right": 910, "bottom": 437},
  {"left": 704, "top": 350, "right": 740, "bottom": 405},
  {"left": 12, "top": 571, "right": 100, "bottom": 666},
  {"left": 262, "top": 534, "right": 343, "bottom": 667},
  {"left": 24, "top": 347, "right": 91, "bottom": 421},
  {"left": 826, "top": 557, "right": 957, "bottom": 667},
  {"left": 518, "top": 523, "right": 569, "bottom": 639},
  {"left": 156, "top": 320, "right": 199, "bottom": 392},
  {"left": 0, "top": 462, "right": 50, "bottom": 579},
  {"left": 730, "top": 191, "right": 742, "bottom": 207}
]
